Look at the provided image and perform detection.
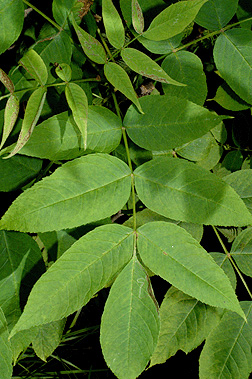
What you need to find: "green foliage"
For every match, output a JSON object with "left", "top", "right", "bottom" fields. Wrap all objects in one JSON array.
[{"left": 1, "top": 0, "right": 252, "bottom": 378}]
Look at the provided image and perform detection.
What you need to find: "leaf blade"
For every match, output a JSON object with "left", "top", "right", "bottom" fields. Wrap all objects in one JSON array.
[
  {"left": 65, "top": 83, "right": 88, "bottom": 149},
  {"left": 121, "top": 48, "right": 184, "bottom": 85},
  {"left": 143, "top": 0, "right": 207, "bottom": 41},
  {"left": 100, "top": 256, "right": 160, "bottom": 379},
  {"left": 0, "top": 153, "right": 131, "bottom": 232},
  {"left": 19, "top": 49, "right": 48, "bottom": 86},
  {"left": 0, "top": 95, "right": 19, "bottom": 150},
  {"left": 102, "top": 0, "right": 125, "bottom": 49},
  {"left": 134, "top": 157, "right": 252, "bottom": 226},
  {"left": 0, "top": 0, "right": 24, "bottom": 55},
  {"left": 104, "top": 62, "right": 143, "bottom": 114},
  {"left": 138, "top": 222, "right": 245, "bottom": 318},
  {"left": 10, "top": 224, "right": 134, "bottom": 336}
]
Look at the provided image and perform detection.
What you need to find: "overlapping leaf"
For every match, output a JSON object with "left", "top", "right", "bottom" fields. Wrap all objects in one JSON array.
[
  {"left": 121, "top": 48, "right": 184, "bottom": 85},
  {"left": 150, "top": 287, "right": 221, "bottom": 367},
  {"left": 104, "top": 62, "right": 143, "bottom": 113},
  {"left": 102, "top": 0, "right": 125, "bottom": 49},
  {"left": 0, "top": 0, "right": 24, "bottom": 55},
  {"left": 195, "top": 0, "right": 239, "bottom": 30},
  {"left": 230, "top": 227, "right": 252, "bottom": 277},
  {"left": 161, "top": 51, "right": 207, "bottom": 105},
  {"left": 100, "top": 256, "right": 160, "bottom": 379},
  {"left": 214, "top": 29, "right": 252, "bottom": 104},
  {"left": 0, "top": 153, "right": 131, "bottom": 232},
  {"left": 137, "top": 222, "right": 244, "bottom": 318},
  {"left": 0, "top": 95, "right": 19, "bottom": 150},
  {"left": 6, "top": 87, "right": 47, "bottom": 158},
  {"left": 65, "top": 83, "right": 88, "bottom": 149},
  {"left": 10, "top": 224, "right": 134, "bottom": 336},
  {"left": 142, "top": 0, "right": 207, "bottom": 41},
  {"left": 134, "top": 157, "right": 252, "bottom": 226},
  {"left": 0, "top": 231, "right": 44, "bottom": 329},
  {"left": 71, "top": 16, "right": 107, "bottom": 64},
  {"left": 123, "top": 95, "right": 223, "bottom": 151},
  {"left": 55, "top": 63, "right": 72, "bottom": 82},
  {"left": 19, "top": 107, "right": 122, "bottom": 160},
  {"left": 223, "top": 169, "right": 252, "bottom": 213},
  {"left": 213, "top": 83, "right": 251, "bottom": 111},
  {"left": 19, "top": 49, "right": 48, "bottom": 86},
  {"left": 0, "top": 307, "right": 12, "bottom": 378},
  {"left": 199, "top": 301, "right": 252, "bottom": 379}
]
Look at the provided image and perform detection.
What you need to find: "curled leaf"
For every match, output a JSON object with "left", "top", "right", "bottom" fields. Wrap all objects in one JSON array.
[{"left": 0, "top": 95, "right": 19, "bottom": 150}]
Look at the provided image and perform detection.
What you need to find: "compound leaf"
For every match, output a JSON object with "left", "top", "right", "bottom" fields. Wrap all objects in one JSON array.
[
  {"left": 10, "top": 224, "right": 134, "bottom": 336},
  {"left": 0, "top": 153, "right": 131, "bottom": 232},
  {"left": 137, "top": 222, "right": 245, "bottom": 318},
  {"left": 199, "top": 301, "right": 252, "bottom": 379},
  {"left": 134, "top": 157, "right": 252, "bottom": 226},
  {"left": 100, "top": 256, "right": 160, "bottom": 379}
]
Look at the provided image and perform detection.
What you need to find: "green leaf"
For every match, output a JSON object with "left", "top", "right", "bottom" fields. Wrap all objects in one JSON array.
[
  {"left": 123, "top": 95, "right": 223, "bottom": 151},
  {"left": 0, "top": 154, "right": 131, "bottom": 232},
  {"left": 134, "top": 157, "right": 252, "bottom": 226},
  {"left": 0, "top": 68, "right": 14, "bottom": 93},
  {"left": 52, "top": 0, "right": 76, "bottom": 27},
  {"left": 5, "top": 87, "right": 47, "bottom": 158},
  {"left": 124, "top": 208, "right": 203, "bottom": 242},
  {"left": 19, "top": 49, "right": 48, "bottom": 86},
  {"left": 0, "top": 95, "right": 19, "bottom": 150},
  {"left": 102, "top": 0, "right": 125, "bottom": 49},
  {"left": 210, "top": 252, "right": 237, "bottom": 290},
  {"left": 195, "top": 0, "right": 239, "bottom": 30},
  {"left": 221, "top": 150, "right": 243, "bottom": 172},
  {"left": 71, "top": 15, "right": 107, "bottom": 64},
  {"left": 65, "top": 83, "right": 88, "bottom": 149},
  {"left": 150, "top": 287, "right": 221, "bottom": 367},
  {"left": 0, "top": 231, "right": 44, "bottom": 329},
  {"left": 137, "top": 222, "right": 245, "bottom": 318},
  {"left": 223, "top": 169, "right": 252, "bottom": 214},
  {"left": 19, "top": 107, "right": 122, "bottom": 160},
  {"left": 132, "top": 0, "right": 144, "bottom": 34},
  {"left": 100, "top": 256, "right": 160, "bottom": 379},
  {"left": 143, "top": 0, "right": 208, "bottom": 41},
  {"left": 0, "top": 0, "right": 24, "bottom": 55},
  {"left": 0, "top": 155, "right": 42, "bottom": 192},
  {"left": 32, "top": 319, "right": 65, "bottom": 361},
  {"left": 0, "top": 307, "right": 12, "bottom": 378},
  {"left": 213, "top": 29, "right": 252, "bottom": 104},
  {"left": 199, "top": 301, "right": 252, "bottom": 379},
  {"left": 213, "top": 83, "right": 251, "bottom": 111},
  {"left": 230, "top": 227, "right": 252, "bottom": 277},
  {"left": 10, "top": 328, "right": 34, "bottom": 365},
  {"left": 10, "top": 224, "right": 134, "bottom": 336},
  {"left": 161, "top": 51, "right": 207, "bottom": 106},
  {"left": 55, "top": 63, "right": 72, "bottom": 82},
  {"left": 121, "top": 48, "right": 184, "bottom": 86},
  {"left": 104, "top": 62, "right": 143, "bottom": 114}
]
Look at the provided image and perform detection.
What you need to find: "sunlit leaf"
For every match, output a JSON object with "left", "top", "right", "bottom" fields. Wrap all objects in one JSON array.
[
  {"left": 0, "top": 154, "right": 131, "bottom": 232},
  {"left": 0, "top": 95, "right": 19, "bottom": 150},
  {"left": 138, "top": 221, "right": 245, "bottom": 318},
  {"left": 132, "top": 0, "right": 144, "bottom": 34},
  {"left": 0, "top": 307, "right": 12, "bottom": 378},
  {"left": 121, "top": 48, "right": 184, "bottom": 85},
  {"left": 19, "top": 49, "right": 48, "bottom": 86},
  {"left": 10, "top": 224, "right": 134, "bottom": 335},
  {"left": 102, "top": 0, "right": 125, "bottom": 49},
  {"left": 100, "top": 256, "right": 160, "bottom": 379},
  {"left": 134, "top": 157, "right": 252, "bottom": 226},
  {"left": 0, "top": 0, "right": 24, "bottom": 55},
  {"left": 0, "top": 68, "right": 14, "bottom": 93}
]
